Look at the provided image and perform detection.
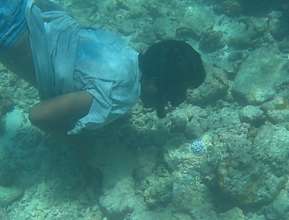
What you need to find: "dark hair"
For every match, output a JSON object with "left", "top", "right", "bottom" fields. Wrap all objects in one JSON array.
[{"left": 139, "top": 40, "right": 206, "bottom": 117}]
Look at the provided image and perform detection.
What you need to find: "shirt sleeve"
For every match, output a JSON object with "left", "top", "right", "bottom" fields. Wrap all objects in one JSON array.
[
  {"left": 67, "top": 28, "right": 141, "bottom": 135},
  {"left": 67, "top": 82, "right": 113, "bottom": 135}
]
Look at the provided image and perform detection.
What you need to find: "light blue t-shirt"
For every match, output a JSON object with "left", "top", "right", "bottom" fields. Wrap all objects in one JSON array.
[
  {"left": 2, "top": 1, "right": 141, "bottom": 134},
  {"left": 69, "top": 28, "right": 141, "bottom": 134},
  {"left": 0, "top": 0, "right": 27, "bottom": 49}
]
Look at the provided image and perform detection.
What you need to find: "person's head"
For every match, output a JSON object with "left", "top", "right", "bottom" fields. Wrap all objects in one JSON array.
[{"left": 138, "top": 40, "right": 206, "bottom": 117}]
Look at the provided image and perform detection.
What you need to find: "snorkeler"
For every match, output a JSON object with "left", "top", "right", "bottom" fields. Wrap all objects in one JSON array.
[{"left": 0, "top": 0, "right": 206, "bottom": 134}]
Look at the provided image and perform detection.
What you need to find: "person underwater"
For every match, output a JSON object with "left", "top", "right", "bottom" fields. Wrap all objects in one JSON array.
[{"left": 0, "top": 0, "right": 206, "bottom": 134}]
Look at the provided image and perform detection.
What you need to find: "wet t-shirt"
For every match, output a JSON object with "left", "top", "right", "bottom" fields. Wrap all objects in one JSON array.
[
  {"left": 69, "top": 28, "right": 141, "bottom": 134},
  {"left": 1, "top": 1, "right": 141, "bottom": 134},
  {"left": 0, "top": 0, "right": 27, "bottom": 49}
]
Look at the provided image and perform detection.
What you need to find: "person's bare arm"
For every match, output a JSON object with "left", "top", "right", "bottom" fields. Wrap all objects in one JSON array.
[{"left": 29, "top": 91, "right": 93, "bottom": 133}]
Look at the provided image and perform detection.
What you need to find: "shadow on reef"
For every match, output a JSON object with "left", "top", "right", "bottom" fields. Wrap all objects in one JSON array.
[{"left": 37, "top": 138, "right": 104, "bottom": 203}]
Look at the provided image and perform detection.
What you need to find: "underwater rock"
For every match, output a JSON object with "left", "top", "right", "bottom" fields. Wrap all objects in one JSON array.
[
  {"left": 219, "top": 207, "right": 245, "bottom": 220},
  {"left": 169, "top": 110, "right": 189, "bottom": 134},
  {"left": 265, "top": 109, "right": 289, "bottom": 125},
  {"left": 268, "top": 11, "right": 289, "bottom": 41},
  {"left": 184, "top": 106, "right": 208, "bottom": 139},
  {"left": 261, "top": 96, "right": 289, "bottom": 124},
  {"left": 171, "top": 167, "right": 219, "bottom": 219},
  {"left": 239, "top": 105, "right": 264, "bottom": 126},
  {"left": 264, "top": 190, "right": 289, "bottom": 220},
  {"left": 141, "top": 167, "right": 173, "bottom": 208},
  {"left": 0, "top": 186, "right": 23, "bottom": 206},
  {"left": 128, "top": 103, "right": 171, "bottom": 147},
  {"left": 169, "top": 105, "right": 208, "bottom": 137},
  {"left": 213, "top": 124, "right": 289, "bottom": 207},
  {"left": 133, "top": 146, "right": 159, "bottom": 184},
  {"left": 254, "top": 124, "right": 289, "bottom": 179},
  {"left": 232, "top": 46, "right": 289, "bottom": 104},
  {"left": 261, "top": 96, "right": 288, "bottom": 112},
  {"left": 181, "top": 3, "right": 215, "bottom": 39},
  {"left": 199, "top": 30, "right": 225, "bottom": 53},
  {"left": 277, "top": 39, "right": 289, "bottom": 60},
  {"left": 152, "top": 18, "right": 175, "bottom": 40},
  {"left": 164, "top": 134, "right": 210, "bottom": 171},
  {"left": 207, "top": 106, "right": 242, "bottom": 131},
  {"left": 223, "top": 19, "right": 260, "bottom": 49},
  {"left": 171, "top": 171, "right": 216, "bottom": 217},
  {"left": 163, "top": 134, "right": 218, "bottom": 218},
  {"left": 185, "top": 119, "right": 207, "bottom": 140},
  {"left": 187, "top": 64, "right": 229, "bottom": 105},
  {"left": 99, "top": 177, "right": 145, "bottom": 220}
]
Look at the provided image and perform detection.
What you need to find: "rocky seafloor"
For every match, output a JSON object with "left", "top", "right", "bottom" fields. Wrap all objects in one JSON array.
[{"left": 1, "top": 0, "right": 289, "bottom": 219}]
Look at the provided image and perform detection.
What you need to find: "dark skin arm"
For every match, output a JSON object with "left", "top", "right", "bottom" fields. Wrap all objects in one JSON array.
[{"left": 29, "top": 91, "right": 93, "bottom": 133}]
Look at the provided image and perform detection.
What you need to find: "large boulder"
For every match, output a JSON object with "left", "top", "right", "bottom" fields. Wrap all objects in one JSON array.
[
  {"left": 212, "top": 124, "right": 289, "bottom": 207},
  {"left": 232, "top": 46, "right": 289, "bottom": 104},
  {"left": 264, "top": 189, "right": 289, "bottom": 220}
]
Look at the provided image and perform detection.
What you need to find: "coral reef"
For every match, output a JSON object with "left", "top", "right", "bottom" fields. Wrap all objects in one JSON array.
[
  {"left": 206, "top": 123, "right": 289, "bottom": 207},
  {"left": 199, "top": 30, "right": 225, "bottom": 53},
  {"left": 239, "top": 105, "right": 265, "bottom": 126},
  {"left": 141, "top": 166, "right": 173, "bottom": 208},
  {"left": 264, "top": 189, "right": 289, "bottom": 220},
  {"left": 1, "top": 0, "right": 289, "bottom": 219}
]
